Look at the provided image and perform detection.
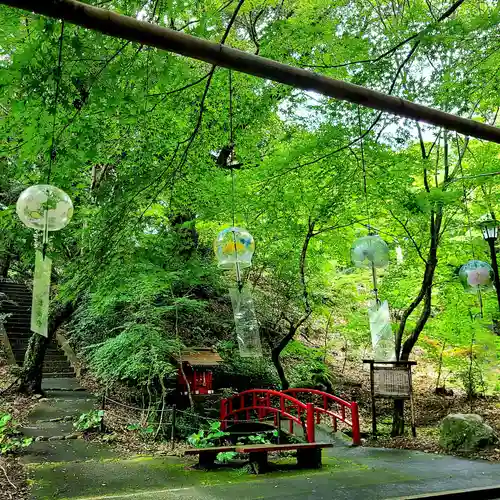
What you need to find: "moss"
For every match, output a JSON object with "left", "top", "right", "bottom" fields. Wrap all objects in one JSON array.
[{"left": 29, "top": 454, "right": 365, "bottom": 498}]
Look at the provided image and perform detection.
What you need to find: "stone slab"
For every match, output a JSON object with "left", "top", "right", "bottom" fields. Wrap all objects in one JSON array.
[{"left": 20, "top": 438, "right": 120, "bottom": 464}]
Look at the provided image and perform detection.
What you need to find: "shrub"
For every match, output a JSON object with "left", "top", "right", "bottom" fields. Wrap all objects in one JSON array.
[
  {"left": 74, "top": 410, "right": 105, "bottom": 432},
  {"left": 0, "top": 413, "right": 32, "bottom": 455}
]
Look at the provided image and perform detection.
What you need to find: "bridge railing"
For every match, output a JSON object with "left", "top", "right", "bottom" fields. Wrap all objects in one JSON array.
[
  {"left": 283, "top": 388, "right": 360, "bottom": 445},
  {"left": 220, "top": 389, "right": 316, "bottom": 443}
]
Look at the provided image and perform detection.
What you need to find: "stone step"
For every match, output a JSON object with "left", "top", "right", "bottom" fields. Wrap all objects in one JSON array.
[
  {"left": 43, "top": 362, "right": 73, "bottom": 373},
  {"left": 44, "top": 372, "right": 76, "bottom": 378},
  {"left": 5, "top": 325, "right": 33, "bottom": 333},
  {"left": 4, "top": 313, "right": 32, "bottom": 319},
  {"left": 21, "top": 420, "right": 75, "bottom": 438},
  {"left": 0, "top": 296, "right": 32, "bottom": 304}
]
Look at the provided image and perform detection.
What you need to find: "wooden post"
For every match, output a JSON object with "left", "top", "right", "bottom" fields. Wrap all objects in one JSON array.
[
  {"left": 408, "top": 366, "right": 417, "bottom": 438},
  {"left": 369, "top": 361, "right": 377, "bottom": 438},
  {"left": 350, "top": 401, "right": 361, "bottom": 446},
  {"left": 276, "top": 412, "right": 281, "bottom": 444},
  {"left": 170, "top": 404, "right": 176, "bottom": 448},
  {"left": 100, "top": 390, "right": 106, "bottom": 433},
  {"left": 306, "top": 403, "right": 315, "bottom": 443},
  {"left": 3, "top": 0, "right": 500, "bottom": 143},
  {"left": 220, "top": 398, "right": 227, "bottom": 431}
]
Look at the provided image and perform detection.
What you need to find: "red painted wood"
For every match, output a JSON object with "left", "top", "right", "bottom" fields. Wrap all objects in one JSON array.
[
  {"left": 219, "top": 388, "right": 360, "bottom": 446},
  {"left": 306, "top": 403, "right": 315, "bottom": 443},
  {"left": 350, "top": 401, "right": 361, "bottom": 446}
]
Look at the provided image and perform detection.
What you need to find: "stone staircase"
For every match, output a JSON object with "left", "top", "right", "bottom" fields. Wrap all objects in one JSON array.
[{"left": 0, "top": 280, "right": 75, "bottom": 378}]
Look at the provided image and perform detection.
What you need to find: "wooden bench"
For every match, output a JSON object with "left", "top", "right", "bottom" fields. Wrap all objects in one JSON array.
[
  {"left": 184, "top": 446, "right": 236, "bottom": 468},
  {"left": 184, "top": 442, "right": 333, "bottom": 473},
  {"left": 235, "top": 443, "right": 333, "bottom": 473}
]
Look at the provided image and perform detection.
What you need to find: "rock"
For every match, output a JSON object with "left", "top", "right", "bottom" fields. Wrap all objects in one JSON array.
[
  {"left": 35, "top": 436, "right": 48, "bottom": 442},
  {"left": 64, "top": 434, "right": 80, "bottom": 440},
  {"left": 439, "top": 414, "right": 497, "bottom": 452},
  {"left": 48, "top": 435, "right": 65, "bottom": 441}
]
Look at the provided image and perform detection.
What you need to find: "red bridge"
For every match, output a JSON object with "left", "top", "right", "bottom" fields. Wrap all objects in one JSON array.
[{"left": 220, "top": 388, "right": 360, "bottom": 446}]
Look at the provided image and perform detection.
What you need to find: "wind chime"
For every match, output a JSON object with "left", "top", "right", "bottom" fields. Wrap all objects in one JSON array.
[
  {"left": 213, "top": 70, "right": 262, "bottom": 358},
  {"left": 457, "top": 167, "right": 494, "bottom": 317},
  {"left": 15, "top": 22, "right": 73, "bottom": 337},
  {"left": 351, "top": 108, "right": 394, "bottom": 360}
]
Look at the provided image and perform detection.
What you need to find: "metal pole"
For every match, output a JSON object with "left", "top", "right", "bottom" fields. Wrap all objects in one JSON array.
[
  {"left": 3, "top": 0, "right": 500, "bottom": 143},
  {"left": 487, "top": 238, "right": 500, "bottom": 313}
]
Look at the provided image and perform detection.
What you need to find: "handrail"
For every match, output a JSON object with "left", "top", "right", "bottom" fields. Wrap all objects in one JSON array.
[
  {"left": 220, "top": 389, "right": 315, "bottom": 442},
  {"left": 220, "top": 388, "right": 361, "bottom": 445},
  {"left": 283, "top": 388, "right": 361, "bottom": 446},
  {"left": 282, "top": 388, "right": 352, "bottom": 407},
  {"left": 227, "top": 389, "right": 308, "bottom": 410}
]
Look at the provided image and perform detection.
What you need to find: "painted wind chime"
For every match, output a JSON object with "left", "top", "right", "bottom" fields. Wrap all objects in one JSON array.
[
  {"left": 15, "top": 22, "right": 73, "bottom": 337},
  {"left": 16, "top": 185, "right": 73, "bottom": 336},
  {"left": 213, "top": 70, "right": 262, "bottom": 358}
]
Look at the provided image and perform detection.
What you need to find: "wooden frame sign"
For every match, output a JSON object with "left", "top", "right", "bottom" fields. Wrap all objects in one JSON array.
[{"left": 363, "top": 360, "right": 417, "bottom": 438}]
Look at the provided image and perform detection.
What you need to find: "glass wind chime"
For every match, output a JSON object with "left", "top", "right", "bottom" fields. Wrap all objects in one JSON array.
[
  {"left": 16, "top": 185, "right": 73, "bottom": 336},
  {"left": 351, "top": 233, "right": 395, "bottom": 360},
  {"left": 213, "top": 70, "right": 262, "bottom": 358},
  {"left": 15, "top": 23, "right": 73, "bottom": 337},
  {"left": 352, "top": 107, "right": 395, "bottom": 360}
]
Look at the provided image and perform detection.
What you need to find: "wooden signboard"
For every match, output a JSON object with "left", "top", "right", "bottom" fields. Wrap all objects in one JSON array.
[{"left": 363, "top": 360, "right": 417, "bottom": 438}]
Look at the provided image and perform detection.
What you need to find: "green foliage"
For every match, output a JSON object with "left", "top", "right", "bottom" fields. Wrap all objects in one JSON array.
[
  {"left": 216, "top": 343, "right": 279, "bottom": 390},
  {"left": 127, "top": 422, "right": 156, "bottom": 439},
  {"left": 1, "top": 0, "right": 500, "bottom": 401},
  {"left": 282, "top": 341, "right": 333, "bottom": 390},
  {"left": 87, "top": 324, "right": 179, "bottom": 384},
  {"left": 215, "top": 451, "right": 237, "bottom": 463},
  {"left": 187, "top": 421, "right": 229, "bottom": 448},
  {"left": 0, "top": 413, "right": 33, "bottom": 455},
  {"left": 74, "top": 410, "right": 105, "bottom": 432}
]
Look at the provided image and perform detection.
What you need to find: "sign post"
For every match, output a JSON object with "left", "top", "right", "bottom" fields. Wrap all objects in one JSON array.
[{"left": 363, "top": 360, "right": 417, "bottom": 438}]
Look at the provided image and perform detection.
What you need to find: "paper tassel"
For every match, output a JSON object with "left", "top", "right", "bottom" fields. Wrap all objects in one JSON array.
[{"left": 31, "top": 250, "right": 51, "bottom": 337}]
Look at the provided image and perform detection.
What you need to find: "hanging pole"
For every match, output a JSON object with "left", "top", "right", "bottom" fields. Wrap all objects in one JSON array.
[{"left": 3, "top": 0, "right": 500, "bottom": 143}]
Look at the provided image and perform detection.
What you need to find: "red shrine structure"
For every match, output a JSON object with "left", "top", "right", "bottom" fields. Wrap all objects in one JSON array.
[{"left": 176, "top": 348, "right": 222, "bottom": 396}]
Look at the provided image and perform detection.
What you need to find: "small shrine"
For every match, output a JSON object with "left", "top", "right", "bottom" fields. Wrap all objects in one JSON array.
[{"left": 175, "top": 348, "right": 223, "bottom": 396}]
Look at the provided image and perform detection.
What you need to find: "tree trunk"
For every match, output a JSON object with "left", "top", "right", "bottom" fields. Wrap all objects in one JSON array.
[
  {"left": 271, "top": 346, "right": 289, "bottom": 390},
  {"left": 392, "top": 399, "right": 405, "bottom": 437},
  {"left": 18, "top": 332, "right": 51, "bottom": 395},
  {"left": 18, "top": 301, "right": 76, "bottom": 395},
  {"left": 392, "top": 209, "right": 441, "bottom": 436},
  {"left": 271, "top": 323, "right": 297, "bottom": 390}
]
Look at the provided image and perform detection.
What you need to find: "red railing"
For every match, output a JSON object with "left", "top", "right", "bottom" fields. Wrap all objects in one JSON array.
[
  {"left": 283, "top": 388, "right": 360, "bottom": 446},
  {"left": 220, "top": 389, "right": 316, "bottom": 443}
]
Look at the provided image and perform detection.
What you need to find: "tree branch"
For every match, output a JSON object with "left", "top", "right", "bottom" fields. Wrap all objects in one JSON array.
[{"left": 389, "top": 210, "right": 428, "bottom": 264}]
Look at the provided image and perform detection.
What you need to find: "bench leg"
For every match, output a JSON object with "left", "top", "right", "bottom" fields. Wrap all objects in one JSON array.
[
  {"left": 248, "top": 451, "right": 269, "bottom": 474},
  {"left": 198, "top": 451, "right": 217, "bottom": 469},
  {"left": 296, "top": 448, "right": 322, "bottom": 469}
]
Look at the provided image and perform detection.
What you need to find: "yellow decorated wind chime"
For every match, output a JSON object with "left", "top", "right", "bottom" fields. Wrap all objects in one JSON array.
[
  {"left": 213, "top": 70, "right": 262, "bottom": 357},
  {"left": 16, "top": 22, "right": 73, "bottom": 337}
]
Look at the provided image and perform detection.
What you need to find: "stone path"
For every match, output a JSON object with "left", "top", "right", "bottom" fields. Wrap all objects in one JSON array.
[
  {"left": 23, "top": 384, "right": 500, "bottom": 500},
  {"left": 21, "top": 379, "right": 120, "bottom": 470}
]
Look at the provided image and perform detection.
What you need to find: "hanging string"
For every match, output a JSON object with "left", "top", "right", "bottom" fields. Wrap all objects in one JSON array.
[
  {"left": 357, "top": 105, "right": 371, "bottom": 233},
  {"left": 357, "top": 106, "right": 379, "bottom": 304},
  {"left": 457, "top": 133, "right": 482, "bottom": 318},
  {"left": 47, "top": 20, "right": 65, "bottom": 186},
  {"left": 228, "top": 69, "right": 242, "bottom": 290},
  {"left": 43, "top": 20, "right": 65, "bottom": 259}
]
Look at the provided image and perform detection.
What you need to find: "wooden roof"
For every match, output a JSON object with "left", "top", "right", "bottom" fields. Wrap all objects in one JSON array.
[{"left": 175, "top": 348, "right": 223, "bottom": 367}]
